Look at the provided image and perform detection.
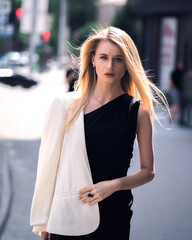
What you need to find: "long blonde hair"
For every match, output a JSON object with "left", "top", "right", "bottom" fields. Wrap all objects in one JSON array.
[{"left": 65, "top": 26, "right": 168, "bottom": 130}]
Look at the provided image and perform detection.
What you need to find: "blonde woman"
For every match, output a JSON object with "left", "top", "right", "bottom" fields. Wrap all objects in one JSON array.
[{"left": 30, "top": 27, "right": 167, "bottom": 240}]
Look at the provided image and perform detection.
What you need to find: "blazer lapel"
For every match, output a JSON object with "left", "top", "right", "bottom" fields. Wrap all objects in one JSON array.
[{"left": 75, "top": 109, "right": 92, "bottom": 180}]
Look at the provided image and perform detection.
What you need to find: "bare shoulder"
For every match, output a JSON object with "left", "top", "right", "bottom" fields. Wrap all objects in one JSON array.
[
  {"left": 138, "top": 103, "right": 150, "bottom": 118},
  {"left": 137, "top": 103, "right": 152, "bottom": 132}
]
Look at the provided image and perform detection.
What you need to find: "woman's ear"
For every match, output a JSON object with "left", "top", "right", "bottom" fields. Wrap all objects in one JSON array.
[{"left": 92, "top": 54, "right": 95, "bottom": 67}]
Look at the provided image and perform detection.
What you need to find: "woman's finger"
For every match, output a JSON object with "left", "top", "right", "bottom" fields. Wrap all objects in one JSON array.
[
  {"left": 79, "top": 185, "right": 93, "bottom": 195},
  {"left": 80, "top": 193, "right": 93, "bottom": 202},
  {"left": 89, "top": 198, "right": 100, "bottom": 205},
  {"left": 79, "top": 186, "right": 95, "bottom": 200},
  {"left": 79, "top": 188, "right": 97, "bottom": 200},
  {"left": 82, "top": 191, "right": 99, "bottom": 204}
]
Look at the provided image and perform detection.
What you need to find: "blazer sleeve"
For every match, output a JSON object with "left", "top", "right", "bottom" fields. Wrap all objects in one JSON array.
[{"left": 30, "top": 98, "right": 68, "bottom": 235}]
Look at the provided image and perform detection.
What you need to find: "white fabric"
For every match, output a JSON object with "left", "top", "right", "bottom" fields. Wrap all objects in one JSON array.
[{"left": 30, "top": 92, "right": 100, "bottom": 236}]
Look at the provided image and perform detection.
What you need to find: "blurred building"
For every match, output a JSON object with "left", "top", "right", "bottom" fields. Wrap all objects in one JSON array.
[
  {"left": 0, "top": 1, "right": 14, "bottom": 55},
  {"left": 134, "top": 0, "right": 192, "bottom": 126},
  {"left": 97, "top": 0, "right": 126, "bottom": 26}
]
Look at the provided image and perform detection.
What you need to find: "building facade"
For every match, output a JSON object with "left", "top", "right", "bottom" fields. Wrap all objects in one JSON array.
[
  {"left": 97, "top": 0, "right": 126, "bottom": 26},
  {"left": 134, "top": 0, "right": 192, "bottom": 126}
]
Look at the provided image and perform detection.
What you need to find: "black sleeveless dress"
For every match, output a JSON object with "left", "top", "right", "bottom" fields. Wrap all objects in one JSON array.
[{"left": 51, "top": 94, "right": 140, "bottom": 240}]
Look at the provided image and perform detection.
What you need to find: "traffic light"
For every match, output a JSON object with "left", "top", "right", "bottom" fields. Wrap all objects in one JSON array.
[
  {"left": 15, "top": 8, "right": 23, "bottom": 20},
  {"left": 42, "top": 30, "right": 51, "bottom": 42}
]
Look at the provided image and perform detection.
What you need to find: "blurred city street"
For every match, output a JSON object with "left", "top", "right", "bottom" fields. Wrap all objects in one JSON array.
[
  {"left": 0, "top": 65, "right": 67, "bottom": 240},
  {"left": 1, "top": 0, "right": 192, "bottom": 239},
  {"left": 0, "top": 65, "right": 68, "bottom": 140},
  {"left": 0, "top": 66, "right": 192, "bottom": 240}
]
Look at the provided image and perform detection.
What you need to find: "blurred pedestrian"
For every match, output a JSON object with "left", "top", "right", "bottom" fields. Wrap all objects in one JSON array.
[
  {"left": 30, "top": 26, "right": 169, "bottom": 240},
  {"left": 66, "top": 68, "right": 78, "bottom": 92},
  {"left": 169, "top": 62, "right": 184, "bottom": 122},
  {"left": 65, "top": 57, "right": 79, "bottom": 92}
]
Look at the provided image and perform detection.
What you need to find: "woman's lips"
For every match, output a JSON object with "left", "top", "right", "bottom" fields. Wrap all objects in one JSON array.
[{"left": 104, "top": 73, "right": 115, "bottom": 78}]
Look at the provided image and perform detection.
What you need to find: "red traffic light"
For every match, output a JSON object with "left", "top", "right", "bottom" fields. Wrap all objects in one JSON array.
[
  {"left": 15, "top": 8, "right": 23, "bottom": 20},
  {"left": 42, "top": 30, "right": 51, "bottom": 42}
]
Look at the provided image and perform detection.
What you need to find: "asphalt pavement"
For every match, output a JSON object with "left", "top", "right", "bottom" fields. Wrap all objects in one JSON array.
[{"left": 0, "top": 140, "right": 40, "bottom": 240}]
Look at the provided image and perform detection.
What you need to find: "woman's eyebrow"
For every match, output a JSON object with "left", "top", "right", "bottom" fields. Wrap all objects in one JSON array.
[
  {"left": 99, "top": 53, "right": 123, "bottom": 57},
  {"left": 114, "top": 55, "right": 123, "bottom": 58}
]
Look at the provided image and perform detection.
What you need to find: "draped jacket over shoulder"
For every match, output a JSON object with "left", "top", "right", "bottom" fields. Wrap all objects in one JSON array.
[{"left": 30, "top": 92, "right": 100, "bottom": 236}]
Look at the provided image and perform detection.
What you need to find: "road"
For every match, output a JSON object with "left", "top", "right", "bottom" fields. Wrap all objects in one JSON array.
[
  {"left": 0, "top": 68, "right": 192, "bottom": 240},
  {"left": 0, "top": 140, "right": 40, "bottom": 240}
]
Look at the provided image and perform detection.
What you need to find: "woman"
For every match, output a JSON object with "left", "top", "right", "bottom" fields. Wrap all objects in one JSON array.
[
  {"left": 169, "top": 62, "right": 184, "bottom": 122},
  {"left": 30, "top": 27, "right": 168, "bottom": 240}
]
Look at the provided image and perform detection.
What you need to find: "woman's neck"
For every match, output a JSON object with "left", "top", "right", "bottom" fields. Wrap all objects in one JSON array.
[{"left": 93, "top": 84, "right": 125, "bottom": 104}]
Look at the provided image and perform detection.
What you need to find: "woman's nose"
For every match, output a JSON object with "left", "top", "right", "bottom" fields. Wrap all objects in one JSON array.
[{"left": 107, "top": 60, "right": 113, "bottom": 70}]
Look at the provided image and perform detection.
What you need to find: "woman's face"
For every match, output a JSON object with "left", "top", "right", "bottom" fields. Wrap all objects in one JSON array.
[{"left": 92, "top": 40, "right": 126, "bottom": 87}]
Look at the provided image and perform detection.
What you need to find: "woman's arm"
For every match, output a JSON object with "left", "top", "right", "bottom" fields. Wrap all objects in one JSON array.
[
  {"left": 79, "top": 104, "right": 155, "bottom": 205},
  {"left": 114, "top": 103, "right": 155, "bottom": 191}
]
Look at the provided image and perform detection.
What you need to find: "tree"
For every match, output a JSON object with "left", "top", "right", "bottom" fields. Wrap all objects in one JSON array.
[
  {"left": 67, "top": 0, "right": 98, "bottom": 50},
  {"left": 49, "top": 0, "right": 98, "bottom": 54},
  {"left": 8, "top": 0, "right": 25, "bottom": 51},
  {"left": 112, "top": 0, "right": 141, "bottom": 49},
  {"left": 48, "top": 0, "right": 60, "bottom": 54},
  {"left": 67, "top": 0, "right": 98, "bottom": 33}
]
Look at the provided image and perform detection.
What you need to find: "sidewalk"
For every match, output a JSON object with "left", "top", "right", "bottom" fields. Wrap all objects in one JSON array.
[
  {"left": 130, "top": 121, "right": 192, "bottom": 240},
  {"left": 0, "top": 142, "right": 12, "bottom": 236},
  {"left": 0, "top": 140, "right": 40, "bottom": 240}
]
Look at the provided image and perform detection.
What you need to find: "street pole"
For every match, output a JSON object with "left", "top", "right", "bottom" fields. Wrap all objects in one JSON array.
[
  {"left": 57, "top": 0, "right": 68, "bottom": 67},
  {"left": 29, "top": 0, "right": 38, "bottom": 74}
]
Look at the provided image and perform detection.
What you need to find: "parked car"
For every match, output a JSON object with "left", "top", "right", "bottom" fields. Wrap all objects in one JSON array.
[
  {"left": 17, "top": 51, "right": 39, "bottom": 66},
  {"left": 0, "top": 51, "right": 20, "bottom": 66},
  {"left": 0, "top": 68, "right": 38, "bottom": 88},
  {"left": 0, "top": 51, "right": 39, "bottom": 67}
]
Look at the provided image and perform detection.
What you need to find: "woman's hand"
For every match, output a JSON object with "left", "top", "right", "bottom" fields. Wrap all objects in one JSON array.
[
  {"left": 79, "top": 180, "right": 119, "bottom": 205},
  {"left": 41, "top": 231, "right": 50, "bottom": 240}
]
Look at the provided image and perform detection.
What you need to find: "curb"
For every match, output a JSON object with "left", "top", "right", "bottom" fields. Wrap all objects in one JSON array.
[{"left": 0, "top": 142, "right": 12, "bottom": 236}]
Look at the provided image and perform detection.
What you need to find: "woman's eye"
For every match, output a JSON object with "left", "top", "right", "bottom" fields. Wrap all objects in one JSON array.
[
  {"left": 115, "top": 58, "right": 122, "bottom": 62},
  {"left": 100, "top": 56, "right": 107, "bottom": 60}
]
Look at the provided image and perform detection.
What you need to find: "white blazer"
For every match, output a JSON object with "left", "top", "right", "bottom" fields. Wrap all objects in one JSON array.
[{"left": 30, "top": 92, "right": 100, "bottom": 236}]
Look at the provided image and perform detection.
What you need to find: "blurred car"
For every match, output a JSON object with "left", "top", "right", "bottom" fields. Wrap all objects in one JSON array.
[
  {"left": 0, "top": 51, "right": 39, "bottom": 67},
  {"left": 17, "top": 51, "right": 39, "bottom": 66},
  {"left": 0, "top": 51, "right": 20, "bottom": 66},
  {"left": 0, "top": 68, "right": 38, "bottom": 88}
]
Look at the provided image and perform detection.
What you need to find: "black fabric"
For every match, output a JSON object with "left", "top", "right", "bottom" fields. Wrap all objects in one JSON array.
[{"left": 51, "top": 94, "right": 140, "bottom": 240}]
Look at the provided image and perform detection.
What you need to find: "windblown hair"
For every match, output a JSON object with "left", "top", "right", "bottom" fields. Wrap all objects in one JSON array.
[{"left": 65, "top": 26, "right": 169, "bottom": 130}]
